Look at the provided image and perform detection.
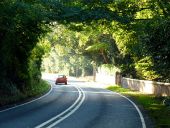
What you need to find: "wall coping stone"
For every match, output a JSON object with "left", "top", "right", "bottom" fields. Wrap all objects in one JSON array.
[{"left": 122, "top": 77, "right": 170, "bottom": 86}]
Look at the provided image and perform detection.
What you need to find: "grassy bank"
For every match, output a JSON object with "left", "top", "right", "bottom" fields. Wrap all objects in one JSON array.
[
  {"left": 107, "top": 85, "right": 170, "bottom": 128},
  {"left": 0, "top": 80, "right": 50, "bottom": 108}
]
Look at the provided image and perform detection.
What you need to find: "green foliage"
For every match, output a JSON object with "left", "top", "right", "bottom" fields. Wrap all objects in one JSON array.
[
  {"left": 146, "top": 19, "right": 170, "bottom": 82},
  {"left": 29, "top": 39, "right": 50, "bottom": 86},
  {"left": 135, "top": 56, "right": 160, "bottom": 80},
  {"left": 86, "top": 42, "right": 109, "bottom": 51},
  {"left": 1, "top": 0, "right": 170, "bottom": 103},
  {"left": 84, "top": 33, "right": 122, "bottom": 65},
  {"left": 42, "top": 0, "right": 170, "bottom": 82},
  {"left": 98, "top": 64, "right": 120, "bottom": 76},
  {"left": 110, "top": 0, "right": 170, "bottom": 81},
  {"left": 41, "top": 24, "right": 93, "bottom": 77},
  {"left": 0, "top": 80, "right": 50, "bottom": 107},
  {"left": 0, "top": 0, "right": 50, "bottom": 94}
]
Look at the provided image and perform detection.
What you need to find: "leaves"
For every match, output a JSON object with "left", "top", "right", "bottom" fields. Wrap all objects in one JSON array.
[{"left": 1, "top": 0, "right": 170, "bottom": 96}]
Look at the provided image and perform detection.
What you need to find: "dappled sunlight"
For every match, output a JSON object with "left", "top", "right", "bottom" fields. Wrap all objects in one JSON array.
[
  {"left": 1, "top": 1, "right": 169, "bottom": 128},
  {"left": 96, "top": 73, "right": 115, "bottom": 85}
]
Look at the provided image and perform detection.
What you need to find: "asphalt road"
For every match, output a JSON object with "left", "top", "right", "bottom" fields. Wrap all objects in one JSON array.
[{"left": 0, "top": 79, "right": 146, "bottom": 128}]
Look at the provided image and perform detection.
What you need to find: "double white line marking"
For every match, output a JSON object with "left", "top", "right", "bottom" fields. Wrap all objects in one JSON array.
[{"left": 35, "top": 86, "right": 85, "bottom": 128}]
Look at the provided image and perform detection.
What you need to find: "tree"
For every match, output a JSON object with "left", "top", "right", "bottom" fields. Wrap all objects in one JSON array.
[
  {"left": 0, "top": 0, "right": 50, "bottom": 94},
  {"left": 41, "top": 24, "right": 93, "bottom": 77},
  {"left": 1, "top": 0, "right": 170, "bottom": 96}
]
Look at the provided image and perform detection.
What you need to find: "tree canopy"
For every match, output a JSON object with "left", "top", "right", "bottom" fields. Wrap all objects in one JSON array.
[{"left": 0, "top": 0, "right": 170, "bottom": 96}]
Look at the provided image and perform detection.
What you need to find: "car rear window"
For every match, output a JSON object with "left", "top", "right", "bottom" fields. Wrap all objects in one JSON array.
[{"left": 58, "top": 75, "right": 65, "bottom": 78}]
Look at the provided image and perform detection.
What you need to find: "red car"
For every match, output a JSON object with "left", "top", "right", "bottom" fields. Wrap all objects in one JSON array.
[{"left": 55, "top": 75, "right": 67, "bottom": 85}]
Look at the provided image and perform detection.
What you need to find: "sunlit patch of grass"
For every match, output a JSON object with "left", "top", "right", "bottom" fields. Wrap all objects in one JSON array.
[
  {"left": 107, "top": 86, "right": 131, "bottom": 93},
  {"left": 107, "top": 85, "right": 170, "bottom": 128}
]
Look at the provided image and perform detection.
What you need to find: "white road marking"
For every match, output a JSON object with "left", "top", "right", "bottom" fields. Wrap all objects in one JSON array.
[
  {"left": 0, "top": 82, "right": 53, "bottom": 113},
  {"left": 113, "top": 91, "right": 146, "bottom": 128},
  {"left": 35, "top": 86, "right": 85, "bottom": 128},
  {"left": 47, "top": 87, "right": 85, "bottom": 128}
]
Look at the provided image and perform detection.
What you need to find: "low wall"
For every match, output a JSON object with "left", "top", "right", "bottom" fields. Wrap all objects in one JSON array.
[{"left": 121, "top": 77, "right": 170, "bottom": 96}]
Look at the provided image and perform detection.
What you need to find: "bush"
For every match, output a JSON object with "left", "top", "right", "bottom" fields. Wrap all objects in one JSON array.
[
  {"left": 135, "top": 56, "right": 160, "bottom": 80},
  {"left": 0, "top": 80, "right": 50, "bottom": 107}
]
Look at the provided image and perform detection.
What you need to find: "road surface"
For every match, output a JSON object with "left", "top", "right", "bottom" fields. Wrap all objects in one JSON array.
[{"left": 0, "top": 79, "right": 146, "bottom": 128}]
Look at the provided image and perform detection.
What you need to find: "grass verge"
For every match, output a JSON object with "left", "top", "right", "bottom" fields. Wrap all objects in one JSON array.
[
  {"left": 107, "top": 85, "right": 170, "bottom": 128},
  {"left": 0, "top": 80, "right": 50, "bottom": 108}
]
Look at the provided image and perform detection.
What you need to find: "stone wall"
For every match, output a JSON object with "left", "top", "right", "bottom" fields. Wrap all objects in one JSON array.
[{"left": 121, "top": 77, "right": 170, "bottom": 96}]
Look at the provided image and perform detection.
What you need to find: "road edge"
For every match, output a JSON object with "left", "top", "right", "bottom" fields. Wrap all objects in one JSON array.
[
  {"left": 115, "top": 92, "right": 146, "bottom": 128},
  {"left": 0, "top": 81, "right": 53, "bottom": 113}
]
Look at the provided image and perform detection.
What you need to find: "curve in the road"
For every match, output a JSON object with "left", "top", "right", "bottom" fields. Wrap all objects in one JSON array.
[
  {"left": 35, "top": 86, "right": 85, "bottom": 128},
  {"left": 114, "top": 92, "right": 146, "bottom": 128}
]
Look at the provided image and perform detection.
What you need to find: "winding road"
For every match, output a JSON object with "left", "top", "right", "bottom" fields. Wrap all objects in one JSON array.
[{"left": 0, "top": 78, "right": 146, "bottom": 128}]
